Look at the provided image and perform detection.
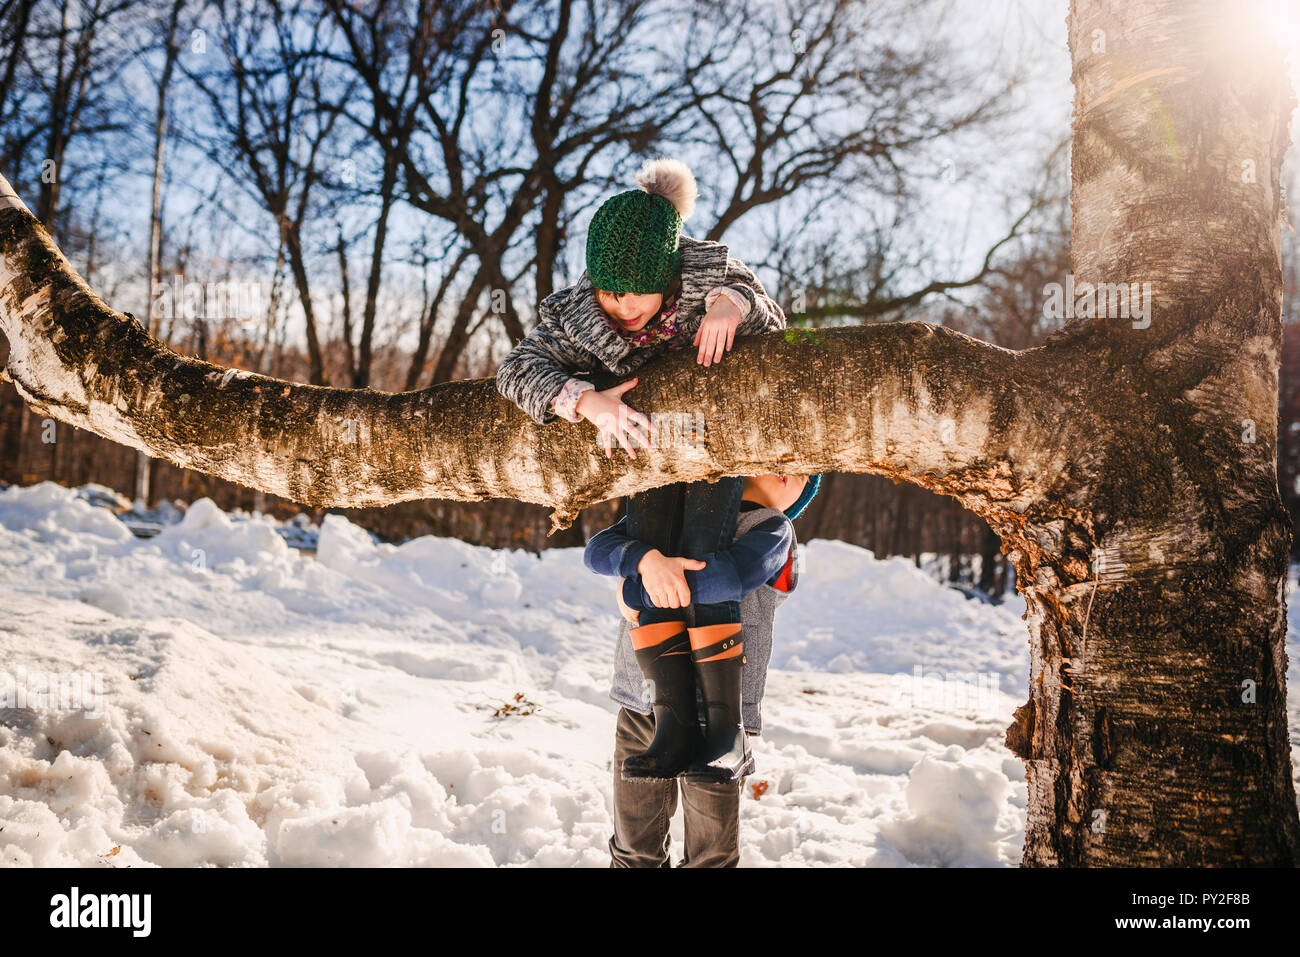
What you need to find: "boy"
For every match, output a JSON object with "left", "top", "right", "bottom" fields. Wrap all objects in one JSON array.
[{"left": 584, "top": 472, "right": 820, "bottom": 867}]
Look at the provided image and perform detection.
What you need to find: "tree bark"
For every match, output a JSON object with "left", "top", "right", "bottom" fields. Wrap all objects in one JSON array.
[
  {"left": 0, "top": 173, "right": 1072, "bottom": 524},
  {"left": 1002, "top": 0, "right": 1297, "bottom": 865}
]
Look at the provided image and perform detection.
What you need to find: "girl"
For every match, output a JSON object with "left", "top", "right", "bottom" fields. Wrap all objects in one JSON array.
[{"left": 496, "top": 158, "right": 787, "bottom": 779}]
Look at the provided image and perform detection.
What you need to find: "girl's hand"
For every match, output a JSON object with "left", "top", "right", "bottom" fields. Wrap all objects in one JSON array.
[
  {"left": 576, "top": 378, "right": 656, "bottom": 459},
  {"left": 693, "top": 297, "right": 742, "bottom": 367},
  {"left": 637, "top": 549, "right": 707, "bottom": 609},
  {"left": 616, "top": 580, "right": 640, "bottom": 624}
]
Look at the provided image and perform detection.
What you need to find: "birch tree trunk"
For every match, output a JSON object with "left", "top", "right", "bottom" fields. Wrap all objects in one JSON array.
[
  {"left": 1000, "top": 0, "right": 1298, "bottom": 865},
  {"left": 0, "top": 0, "right": 1296, "bottom": 865}
]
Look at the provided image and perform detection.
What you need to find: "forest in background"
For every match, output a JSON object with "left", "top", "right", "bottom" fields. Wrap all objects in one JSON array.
[{"left": 1, "top": 0, "right": 1296, "bottom": 601}]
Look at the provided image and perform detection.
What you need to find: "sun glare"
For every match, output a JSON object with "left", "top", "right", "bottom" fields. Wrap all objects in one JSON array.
[{"left": 1214, "top": 0, "right": 1300, "bottom": 137}]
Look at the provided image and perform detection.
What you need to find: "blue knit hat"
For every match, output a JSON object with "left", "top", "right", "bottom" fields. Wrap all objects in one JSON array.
[{"left": 785, "top": 474, "right": 821, "bottom": 520}]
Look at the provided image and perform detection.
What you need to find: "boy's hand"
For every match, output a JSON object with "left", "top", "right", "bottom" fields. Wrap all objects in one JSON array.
[
  {"left": 576, "top": 378, "right": 657, "bottom": 459},
  {"left": 694, "top": 297, "right": 742, "bottom": 367},
  {"left": 637, "top": 549, "right": 706, "bottom": 609},
  {"left": 616, "top": 580, "right": 639, "bottom": 624}
]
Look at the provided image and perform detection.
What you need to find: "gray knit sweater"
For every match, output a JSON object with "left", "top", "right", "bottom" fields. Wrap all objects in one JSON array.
[
  {"left": 608, "top": 505, "right": 800, "bottom": 735},
  {"left": 496, "top": 236, "right": 787, "bottom": 424}
]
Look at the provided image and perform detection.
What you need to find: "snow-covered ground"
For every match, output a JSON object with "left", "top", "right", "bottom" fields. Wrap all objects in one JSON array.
[{"left": 0, "top": 482, "right": 1295, "bottom": 867}]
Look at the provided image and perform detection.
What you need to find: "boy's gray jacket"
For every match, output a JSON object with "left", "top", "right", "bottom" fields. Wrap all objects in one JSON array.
[
  {"left": 496, "top": 236, "right": 787, "bottom": 424},
  {"left": 608, "top": 505, "right": 799, "bottom": 734}
]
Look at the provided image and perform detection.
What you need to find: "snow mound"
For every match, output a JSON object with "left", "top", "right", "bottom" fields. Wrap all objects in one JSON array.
[{"left": 8, "top": 482, "right": 1287, "bottom": 867}]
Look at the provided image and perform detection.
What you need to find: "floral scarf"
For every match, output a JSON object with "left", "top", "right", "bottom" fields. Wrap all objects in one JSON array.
[{"left": 602, "top": 295, "right": 684, "bottom": 350}]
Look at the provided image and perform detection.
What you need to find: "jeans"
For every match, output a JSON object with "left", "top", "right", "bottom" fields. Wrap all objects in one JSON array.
[
  {"left": 625, "top": 475, "right": 743, "bottom": 627},
  {"left": 608, "top": 708, "right": 741, "bottom": 867},
  {"left": 585, "top": 369, "right": 743, "bottom": 628}
]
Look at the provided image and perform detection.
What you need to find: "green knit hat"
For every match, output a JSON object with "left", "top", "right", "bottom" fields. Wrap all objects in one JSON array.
[{"left": 586, "top": 159, "right": 698, "bottom": 295}]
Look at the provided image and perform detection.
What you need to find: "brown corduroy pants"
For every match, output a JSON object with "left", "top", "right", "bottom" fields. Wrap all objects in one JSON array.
[{"left": 608, "top": 707, "right": 742, "bottom": 868}]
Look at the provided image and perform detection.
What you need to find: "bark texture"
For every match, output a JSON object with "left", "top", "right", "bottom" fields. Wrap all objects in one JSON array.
[
  {"left": 1004, "top": 0, "right": 1298, "bottom": 865},
  {"left": 0, "top": 0, "right": 1297, "bottom": 866},
  {"left": 0, "top": 172, "right": 1070, "bottom": 531}
]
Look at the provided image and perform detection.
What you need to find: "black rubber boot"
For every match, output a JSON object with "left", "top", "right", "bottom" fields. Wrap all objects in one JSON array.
[
  {"left": 622, "top": 622, "right": 704, "bottom": 781},
  {"left": 683, "top": 625, "right": 754, "bottom": 784}
]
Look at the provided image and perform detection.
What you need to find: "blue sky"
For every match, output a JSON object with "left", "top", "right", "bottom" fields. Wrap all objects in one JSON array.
[{"left": 61, "top": 0, "right": 1300, "bottom": 365}]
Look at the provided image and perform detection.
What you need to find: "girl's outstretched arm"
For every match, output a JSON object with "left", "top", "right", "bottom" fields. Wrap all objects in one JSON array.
[
  {"left": 722, "top": 256, "right": 788, "bottom": 336},
  {"left": 495, "top": 305, "right": 593, "bottom": 425}
]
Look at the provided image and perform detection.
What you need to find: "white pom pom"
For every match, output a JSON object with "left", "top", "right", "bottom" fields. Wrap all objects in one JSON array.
[{"left": 635, "top": 158, "right": 698, "bottom": 221}]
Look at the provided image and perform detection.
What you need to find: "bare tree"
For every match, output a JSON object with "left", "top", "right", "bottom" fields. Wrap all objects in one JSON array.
[
  {"left": 134, "top": 0, "right": 187, "bottom": 505},
  {"left": 0, "top": 0, "right": 38, "bottom": 125},
  {"left": 402, "top": 232, "right": 470, "bottom": 391},
  {"left": 329, "top": 142, "right": 401, "bottom": 388},
  {"left": 1277, "top": 160, "right": 1300, "bottom": 552},
  {"left": 325, "top": 0, "right": 698, "bottom": 378},
  {"left": 680, "top": 0, "right": 1007, "bottom": 238},
  {"left": 320, "top": 0, "right": 1043, "bottom": 385},
  {"left": 187, "top": 0, "right": 345, "bottom": 384},
  {"left": 30, "top": 0, "right": 136, "bottom": 229}
]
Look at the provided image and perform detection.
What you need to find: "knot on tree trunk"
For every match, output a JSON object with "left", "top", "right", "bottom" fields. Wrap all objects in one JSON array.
[{"left": 1005, "top": 701, "right": 1035, "bottom": 761}]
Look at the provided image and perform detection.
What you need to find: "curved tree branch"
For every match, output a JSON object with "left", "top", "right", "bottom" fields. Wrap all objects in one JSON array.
[{"left": 0, "top": 172, "right": 1079, "bottom": 533}]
